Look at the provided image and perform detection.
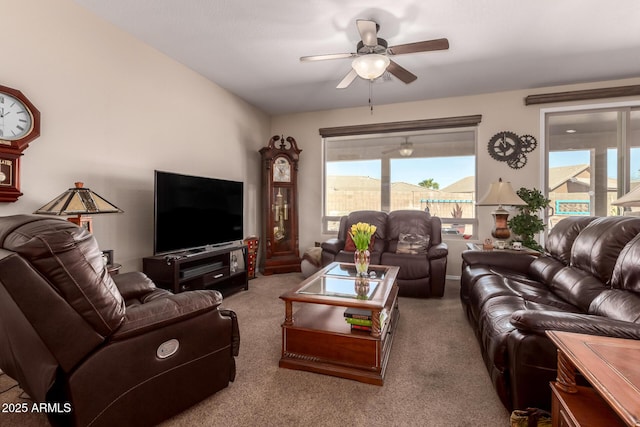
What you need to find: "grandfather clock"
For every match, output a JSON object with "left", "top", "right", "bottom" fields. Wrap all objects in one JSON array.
[{"left": 260, "top": 135, "right": 302, "bottom": 275}]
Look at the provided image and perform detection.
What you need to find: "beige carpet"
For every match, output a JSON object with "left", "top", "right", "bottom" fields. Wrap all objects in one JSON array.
[{"left": 0, "top": 274, "right": 510, "bottom": 426}]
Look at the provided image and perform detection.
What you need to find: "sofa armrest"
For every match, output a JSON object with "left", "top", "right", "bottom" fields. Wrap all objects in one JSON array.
[
  {"left": 112, "top": 271, "right": 157, "bottom": 300},
  {"left": 462, "top": 250, "right": 535, "bottom": 274},
  {"left": 220, "top": 309, "right": 240, "bottom": 356},
  {"left": 112, "top": 290, "right": 223, "bottom": 340},
  {"left": 428, "top": 242, "right": 448, "bottom": 259},
  {"left": 321, "top": 238, "right": 344, "bottom": 255},
  {"left": 511, "top": 310, "right": 640, "bottom": 340}
]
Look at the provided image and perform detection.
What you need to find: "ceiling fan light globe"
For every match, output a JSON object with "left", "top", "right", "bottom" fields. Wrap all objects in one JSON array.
[
  {"left": 351, "top": 54, "right": 390, "bottom": 80},
  {"left": 399, "top": 147, "right": 413, "bottom": 157}
]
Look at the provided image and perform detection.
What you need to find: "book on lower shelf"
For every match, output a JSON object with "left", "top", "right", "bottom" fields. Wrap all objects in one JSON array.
[
  {"left": 345, "top": 317, "right": 373, "bottom": 327},
  {"left": 350, "top": 324, "right": 372, "bottom": 332},
  {"left": 344, "top": 307, "right": 372, "bottom": 320},
  {"left": 344, "top": 307, "right": 389, "bottom": 330}
]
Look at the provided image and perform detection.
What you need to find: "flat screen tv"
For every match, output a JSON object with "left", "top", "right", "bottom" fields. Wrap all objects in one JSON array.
[{"left": 154, "top": 170, "right": 244, "bottom": 255}]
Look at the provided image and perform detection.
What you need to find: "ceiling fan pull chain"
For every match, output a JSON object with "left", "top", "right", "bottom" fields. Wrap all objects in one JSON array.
[{"left": 369, "top": 80, "right": 374, "bottom": 114}]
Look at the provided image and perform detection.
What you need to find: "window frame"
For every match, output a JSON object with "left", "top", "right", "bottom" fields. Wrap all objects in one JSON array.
[
  {"left": 541, "top": 100, "right": 640, "bottom": 242},
  {"left": 321, "top": 120, "right": 479, "bottom": 238}
]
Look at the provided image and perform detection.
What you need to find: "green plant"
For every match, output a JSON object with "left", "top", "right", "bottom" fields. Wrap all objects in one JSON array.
[
  {"left": 508, "top": 187, "right": 550, "bottom": 251},
  {"left": 418, "top": 178, "right": 440, "bottom": 190},
  {"left": 450, "top": 203, "right": 463, "bottom": 218}
]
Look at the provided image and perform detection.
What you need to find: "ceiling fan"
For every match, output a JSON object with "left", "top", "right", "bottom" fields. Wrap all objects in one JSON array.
[
  {"left": 382, "top": 137, "right": 414, "bottom": 157},
  {"left": 300, "top": 19, "right": 449, "bottom": 89}
]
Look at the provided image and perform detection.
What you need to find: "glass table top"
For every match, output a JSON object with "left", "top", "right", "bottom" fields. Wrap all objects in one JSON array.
[
  {"left": 323, "top": 263, "right": 388, "bottom": 280},
  {"left": 297, "top": 275, "right": 380, "bottom": 300}
]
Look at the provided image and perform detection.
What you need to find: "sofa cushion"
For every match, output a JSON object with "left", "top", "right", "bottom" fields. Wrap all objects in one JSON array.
[
  {"left": 380, "top": 251, "right": 428, "bottom": 279},
  {"left": 544, "top": 216, "right": 597, "bottom": 264},
  {"left": 570, "top": 216, "right": 640, "bottom": 285},
  {"left": 387, "top": 210, "right": 431, "bottom": 240},
  {"left": 396, "top": 233, "right": 430, "bottom": 254},
  {"left": 610, "top": 233, "right": 640, "bottom": 292},
  {"left": 527, "top": 256, "right": 565, "bottom": 285},
  {"left": 469, "top": 275, "right": 578, "bottom": 323},
  {"left": 547, "top": 266, "right": 607, "bottom": 311},
  {"left": 589, "top": 289, "right": 640, "bottom": 323}
]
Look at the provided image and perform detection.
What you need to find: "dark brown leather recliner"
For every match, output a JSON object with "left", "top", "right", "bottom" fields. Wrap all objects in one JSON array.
[
  {"left": 321, "top": 210, "right": 448, "bottom": 297},
  {"left": 0, "top": 215, "right": 240, "bottom": 427}
]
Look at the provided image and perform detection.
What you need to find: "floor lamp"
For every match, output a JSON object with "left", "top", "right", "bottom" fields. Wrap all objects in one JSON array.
[{"left": 477, "top": 178, "right": 526, "bottom": 239}]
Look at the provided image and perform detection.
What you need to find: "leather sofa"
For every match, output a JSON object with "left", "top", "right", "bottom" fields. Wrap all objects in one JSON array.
[
  {"left": 0, "top": 215, "right": 240, "bottom": 427},
  {"left": 321, "top": 210, "right": 448, "bottom": 297},
  {"left": 461, "top": 216, "right": 640, "bottom": 412}
]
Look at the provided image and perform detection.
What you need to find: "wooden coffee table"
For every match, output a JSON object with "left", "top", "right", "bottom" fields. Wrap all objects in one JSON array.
[{"left": 279, "top": 262, "right": 400, "bottom": 385}]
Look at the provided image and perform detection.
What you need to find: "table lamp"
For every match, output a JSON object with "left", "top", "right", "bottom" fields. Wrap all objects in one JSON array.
[
  {"left": 477, "top": 178, "right": 526, "bottom": 239},
  {"left": 34, "top": 182, "right": 123, "bottom": 233},
  {"left": 612, "top": 185, "right": 640, "bottom": 208}
]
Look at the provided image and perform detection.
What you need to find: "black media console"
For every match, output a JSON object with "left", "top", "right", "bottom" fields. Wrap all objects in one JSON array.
[{"left": 142, "top": 243, "right": 248, "bottom": 297}]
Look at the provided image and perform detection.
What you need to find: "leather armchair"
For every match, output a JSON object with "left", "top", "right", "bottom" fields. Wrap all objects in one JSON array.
[
  {"left": 0, "top": 215, "right": 239, "bottom": 427},
  {"left": 321, "top": 210, "right": 448, "bottom": 297}
]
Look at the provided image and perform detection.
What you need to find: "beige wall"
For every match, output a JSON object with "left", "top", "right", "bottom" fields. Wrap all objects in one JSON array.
[
  {"left": 1, "top": 0, "right": 270, "bottom": 271},
  {"left": 271, "top": 77, "right": 640, "bottom": 276}
]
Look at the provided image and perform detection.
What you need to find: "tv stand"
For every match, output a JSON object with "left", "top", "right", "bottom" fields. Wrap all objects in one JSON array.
[{"left": 143, "top": 243, "right": 248, "bottom": 297}]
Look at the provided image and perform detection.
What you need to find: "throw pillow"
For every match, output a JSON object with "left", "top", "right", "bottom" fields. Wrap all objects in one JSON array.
[
  {"left": 396, "top": 233, "right": 430, "bottom": 254},
  {"left": 345, "top": 233, "right": 375, "bottom": 252}
]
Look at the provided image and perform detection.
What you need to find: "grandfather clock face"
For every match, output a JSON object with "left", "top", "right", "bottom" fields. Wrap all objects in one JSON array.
[{"left": 273, "top": 157, "right": 291, "bottom": 183}]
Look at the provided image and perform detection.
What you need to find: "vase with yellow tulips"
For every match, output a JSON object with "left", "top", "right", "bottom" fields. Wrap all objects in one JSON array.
[{"left": 349, "top": 222, "right": 377, "bottom": 276}]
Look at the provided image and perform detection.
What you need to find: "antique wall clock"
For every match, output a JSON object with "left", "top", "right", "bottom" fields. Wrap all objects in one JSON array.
[
  {"left": 0, "top": 84, "right": 41, "bottom": 202},
  {"left": 259, "top": 135, "right": 302, "bottom": 275}
]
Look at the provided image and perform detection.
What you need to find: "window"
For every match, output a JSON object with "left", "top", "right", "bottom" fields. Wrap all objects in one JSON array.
[
  {"left": 546, "top": 106, "right": 640, "bottom": 230},
  {"left": 323, "top": 128, "right": 477, "bottom": 237}
]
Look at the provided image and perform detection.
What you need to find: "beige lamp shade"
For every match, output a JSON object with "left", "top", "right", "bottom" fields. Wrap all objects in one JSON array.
[
  {"left": 477, "top": 178, "right": 527, "bottom": 207},
  {"left": 612, "top": 185, "right": 640, "bottom": 207},
  {"left": 34, "top": 182, "right": 123, "bottom": 233},
  {"left": 34, "top": 182, "right": 123, "bottom": 215}
]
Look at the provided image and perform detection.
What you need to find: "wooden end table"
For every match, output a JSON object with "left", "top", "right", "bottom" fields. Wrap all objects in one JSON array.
[
  {"left": 279, "top": 262, "right": 399, "bottom": 385},
  {"left": 547, "top": 330, "right": 640, "bottom": 427}
]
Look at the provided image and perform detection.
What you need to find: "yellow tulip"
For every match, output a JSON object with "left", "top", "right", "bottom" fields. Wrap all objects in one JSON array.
[{"left": 347, "top": 221, "right": 377, "bottom": 251}]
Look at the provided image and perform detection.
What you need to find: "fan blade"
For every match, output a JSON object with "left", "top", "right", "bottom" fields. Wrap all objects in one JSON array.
[
  {"left": 356, "top": 19, "right": 378, "bottom": 47},
  {"left": 300, "top": 52, "right": 357, "bottom": 62},
  {"left": 387, "top": 60, "right": 417, "bottom": 84},
  {"left": 336, "top": 69, "right": 358, "bottom": 89},
  {"left": 382, "top": 147, "right": 399, "bottom": 155},
  {"left": 388, "top": 38, "right": 449, "bottom": 55}
]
